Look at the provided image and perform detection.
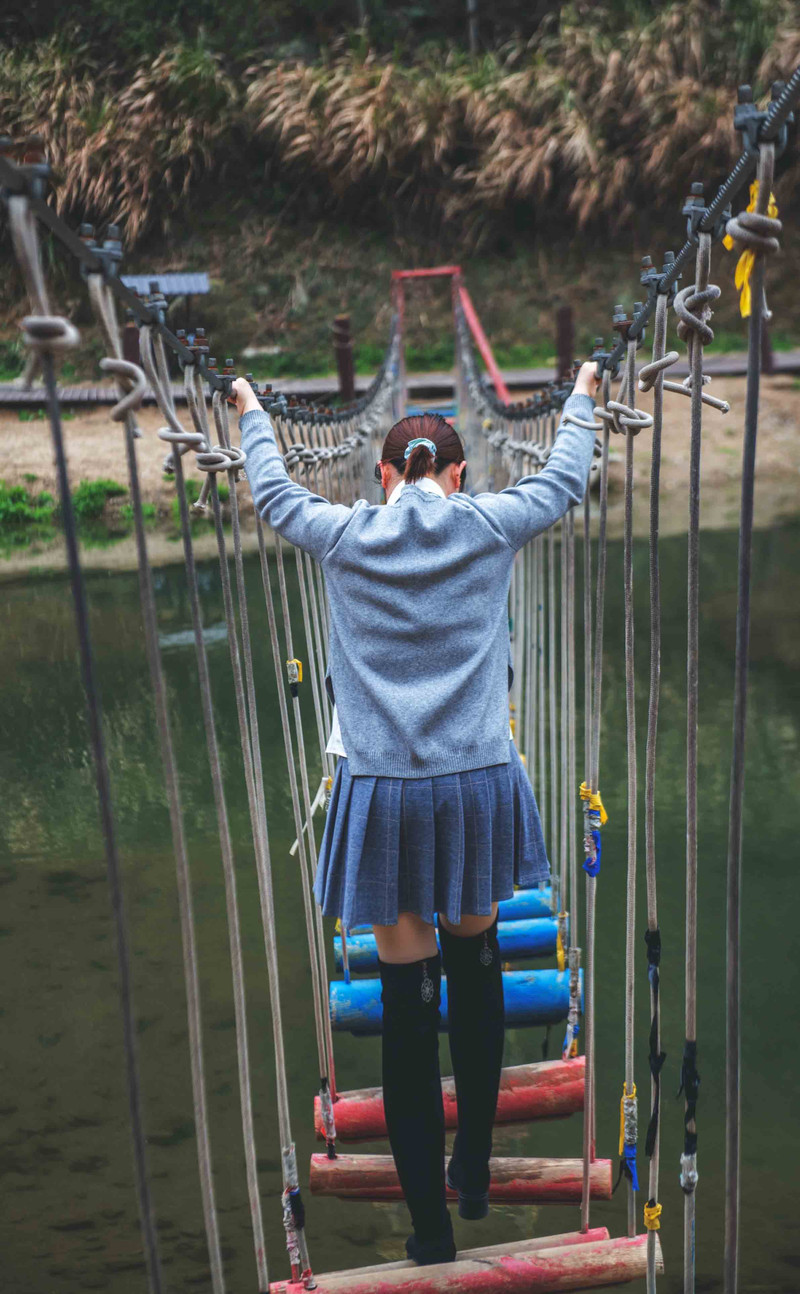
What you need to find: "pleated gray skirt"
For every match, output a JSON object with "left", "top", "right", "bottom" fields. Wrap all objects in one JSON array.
[{"left": 313, "top": 740, "right": 550, "bottom": 930}]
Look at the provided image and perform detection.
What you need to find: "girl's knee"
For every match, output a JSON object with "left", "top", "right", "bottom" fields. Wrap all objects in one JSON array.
[
  {"left": 373, "top": 911, "right": 438, "bottom": 964},
  {"left": 439, "top": 903, "right": 498, "bottom": 939}
]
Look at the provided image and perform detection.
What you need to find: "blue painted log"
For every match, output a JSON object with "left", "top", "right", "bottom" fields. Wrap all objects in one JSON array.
[
  {"left": 348, "top": 887, "right": 554, "bottom": 936},
  {"left": 330, "top": 969, "right": 582, "bottom": 1035},
  {"left": 334, "top": 917, "right": 561, "bottom": 973},
  {"left": 497, "top": 887, "right": 554, "bottom": 921}
]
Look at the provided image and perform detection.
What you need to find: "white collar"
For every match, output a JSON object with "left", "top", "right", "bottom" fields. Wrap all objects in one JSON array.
[{"left": 387, "top": 477, "right": 447, "bottom": 506}]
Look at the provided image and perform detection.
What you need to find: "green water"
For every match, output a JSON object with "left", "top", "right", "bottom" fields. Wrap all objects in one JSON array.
[{"left": 2, "top": 524, "right": 799, "bottom": 1293}]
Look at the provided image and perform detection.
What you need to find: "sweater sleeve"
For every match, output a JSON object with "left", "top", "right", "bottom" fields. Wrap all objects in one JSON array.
[
  {"left": 469, "top": 392, "right": 597, "bottom": 551},
  {"left": 239, "top": 408, "right": 354, "bottom": 562}
]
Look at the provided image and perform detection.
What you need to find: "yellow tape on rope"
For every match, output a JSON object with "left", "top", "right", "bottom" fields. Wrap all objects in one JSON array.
[
  {"left": 723, "top": 180, "right": 779, "bottom": 318},
  {"left": 579, "top": 781, "right": 608, "bottom": 826}
]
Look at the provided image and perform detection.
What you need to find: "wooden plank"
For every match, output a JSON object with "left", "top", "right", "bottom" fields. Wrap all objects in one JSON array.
[
  {"left": 309, "top": 1153, "right": 612, "bottom": 1203},
  {"left": 315, "top": 1058, "right": 584, "bottom": 1142}
]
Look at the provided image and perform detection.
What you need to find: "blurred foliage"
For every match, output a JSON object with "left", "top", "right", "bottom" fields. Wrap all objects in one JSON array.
[
  {"left": 0, "top": 2, "right": 798, "bottom": 248},
  {"left": 3, "top": 1, "right": 560, "bottom": 62}
]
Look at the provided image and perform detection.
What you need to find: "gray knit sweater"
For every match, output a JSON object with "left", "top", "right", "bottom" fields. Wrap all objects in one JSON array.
[{"left": 240, "top": 392, "right": 596, "bottom": 778}]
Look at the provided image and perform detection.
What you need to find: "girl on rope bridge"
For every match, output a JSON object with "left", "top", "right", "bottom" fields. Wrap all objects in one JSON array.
[{"left": 231, "top": 363, "right": 600, "bottom": 1266}]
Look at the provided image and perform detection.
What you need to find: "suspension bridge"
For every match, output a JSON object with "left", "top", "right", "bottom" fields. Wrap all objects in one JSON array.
[{"left": 1, "top": 67, "right": 797, "bottom": 1294}]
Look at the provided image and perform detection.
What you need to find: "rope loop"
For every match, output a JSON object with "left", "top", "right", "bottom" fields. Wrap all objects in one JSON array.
[
  {"left": 98, "top": 357, "right": 146, "bottom": 431},
  {"left": 19, "top": 314, "right": 79, "bottom": 355}
]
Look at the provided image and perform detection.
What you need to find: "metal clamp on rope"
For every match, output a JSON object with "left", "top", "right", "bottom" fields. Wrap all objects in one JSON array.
[
  {"left": 286, "top": 657, "right": 303, "bottom": 698},
  {"left": 734, "top": 82, "right": 794, "bottom": 159},
  {"left": 683, "top": 182, "right": 732, "bottom": 245}
]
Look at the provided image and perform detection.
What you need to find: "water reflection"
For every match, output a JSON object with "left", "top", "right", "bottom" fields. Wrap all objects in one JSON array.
[{"left": 1, "top": 523, "right": 799, "bottom": 1293}]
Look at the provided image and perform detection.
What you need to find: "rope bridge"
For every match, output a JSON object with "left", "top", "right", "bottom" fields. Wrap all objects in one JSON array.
[{"left": 1, "top": 68, "right": 797, "bottom": 1294}]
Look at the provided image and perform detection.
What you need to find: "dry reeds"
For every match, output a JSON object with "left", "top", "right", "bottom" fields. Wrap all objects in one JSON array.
[{"left": 2, "top": 2, "right": 797, "bottom": 246}]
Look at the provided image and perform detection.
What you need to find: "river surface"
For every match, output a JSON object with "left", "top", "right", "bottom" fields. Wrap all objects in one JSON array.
[{"left": 1, "top": 523, "right": 798, "bottom": 1293}]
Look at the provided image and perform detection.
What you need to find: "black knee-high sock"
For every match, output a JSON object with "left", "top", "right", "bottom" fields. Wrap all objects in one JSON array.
[
  {"left": 379, "top": 954, "right": 449, "bottom": 1243},
  {"left": 439, "top": 916, "right": 505, "bottom": 1194}
]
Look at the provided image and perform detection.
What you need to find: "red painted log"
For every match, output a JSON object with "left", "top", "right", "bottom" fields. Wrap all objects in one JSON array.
[
  {"left": 269, "top": 1233, "right": 661, "bottom": 1293},
  {"left": 315, "top": 1058, "right": 584, "bottom": 1142},
  {"left": 318, "top": 1229, "right": 610, "bottom": 1280},
  {"left": 309, "top": 1154, "right": 612, "bottom": 1203}
]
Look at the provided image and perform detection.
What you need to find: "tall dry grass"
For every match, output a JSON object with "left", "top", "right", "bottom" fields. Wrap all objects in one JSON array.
[
  {"left": 0, "top": 39, "right": 240, "bottom": 242},
  {"left": 2, "top": 2, "right": 798, "bottom": 246}
]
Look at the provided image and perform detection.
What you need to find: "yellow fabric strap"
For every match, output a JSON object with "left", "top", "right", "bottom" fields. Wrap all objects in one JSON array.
[
  {"left": 618, "top": 1081, "right": 636, "bottom": 1155},
  {"left": 579, "top": 781, "right": 608, "bottom": 826},
  {"left": 556, "top": 923, "right": 566, "bottom": 973},
  {"left": 642, "top": 1195, "right": 660, "bottom": 1226},
  {"left": 335, "top": 918, "right": 342, "bottom": 934},
  {"left": 723, "top": 180, "right": 779, "bottom": 317}
]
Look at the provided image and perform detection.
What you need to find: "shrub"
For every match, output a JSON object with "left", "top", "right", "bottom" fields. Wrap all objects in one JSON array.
[{"left": 70, "top": 478, "right": 127, "bottom": 521}]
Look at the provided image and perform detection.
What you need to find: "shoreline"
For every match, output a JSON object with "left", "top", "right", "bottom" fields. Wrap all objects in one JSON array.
[{"left": 1, "top": 372, "right": 798, "bottom": 582}]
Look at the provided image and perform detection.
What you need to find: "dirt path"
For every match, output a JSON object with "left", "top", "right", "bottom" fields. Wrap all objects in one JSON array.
[{"left": 1, "top": 373, "right": 798, "bottom": 579}]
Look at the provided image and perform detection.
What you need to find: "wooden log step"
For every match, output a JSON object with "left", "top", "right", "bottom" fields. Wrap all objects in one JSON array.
[
  {"left": 318, "top": 1227, "right": 611, "bottom": 1278},
  {"left": 498, "top": 886, "right": 554, "bottom": 921},
  {"left": 335, "top": 916, "right": 561, "bottom": 973},
  {"left": 269, "top": 1234, "right": 660, "bottom": 1293},
  {"left": 315, "top": 1057, "right": 585, "bottom": 1142},
  {"left": 309, "top": 1153, "right": 612, "bottom": 1203},
  {"left": 330, "top": 968, "right": 581, "bottom": 1035},
  {"left": 348, "top": 886, "right": 554, "bottom": 935}
]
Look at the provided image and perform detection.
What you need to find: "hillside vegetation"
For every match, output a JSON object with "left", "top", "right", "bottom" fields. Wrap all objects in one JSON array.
[{"left": 2, "top": 2, "right": 799, "bottom": 248}]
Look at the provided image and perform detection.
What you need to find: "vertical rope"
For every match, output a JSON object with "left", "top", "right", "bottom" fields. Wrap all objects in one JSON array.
[
  {"left": 722, "top": 142, "right": 780, "bottom": 1294},
  {"left": 638, "top": 289, "right": 670, "bottom": 1288},
  {"left": 89, "top": 276, "right": 226, "bottom": 1294},
  {"left": 7, "top": 197, "right": 164, "bottom": 1294},
  {"left": 674, "top": 228, "right": 719, "bottom": 1294},
  {"left": 581, "top": 374, "right": 610, "bottom": 1232},
  {"left": 622, "top": 340, "right": 639, "bottom": 1240}
]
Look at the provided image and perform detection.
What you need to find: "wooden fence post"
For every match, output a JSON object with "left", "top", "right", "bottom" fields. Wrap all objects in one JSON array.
[{"left": 333, "top": 313, "right": 356, "bottom": 402}]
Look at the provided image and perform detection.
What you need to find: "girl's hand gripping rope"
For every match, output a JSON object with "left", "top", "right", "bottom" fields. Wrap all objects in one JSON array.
[{"left": 231, "top": 376, "right": 263, "bottom": 419}]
